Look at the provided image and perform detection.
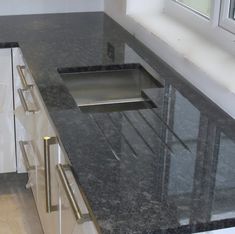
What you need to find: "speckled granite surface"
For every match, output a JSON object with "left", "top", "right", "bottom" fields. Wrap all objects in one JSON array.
[{"left": 1, "top": 12, "right": 235, "bottom": 234}]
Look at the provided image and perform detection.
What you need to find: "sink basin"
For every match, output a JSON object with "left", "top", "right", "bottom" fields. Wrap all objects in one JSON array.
[{"left": 59, "top": 64, "right": 163, "bottom": 113}]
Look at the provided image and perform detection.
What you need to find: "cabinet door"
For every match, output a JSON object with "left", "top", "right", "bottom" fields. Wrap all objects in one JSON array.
[
  {"left": 18, "top": 140, "right": 40, "bottom": 201},
  {"left": 12, "top": 48, "right": 41, "bottom": 203},
  {"left": 57, "top": 162, "right": 98, "bottom": 234},
  {"left": 33, "top": 85, "right": 59, "bottom": 234},
  {"left": 0, "top": 48, "right": 16, "bottom": 173},
  {"left": 12, "top": 47, "right": 35, "bottom": 173},
  {"left": 13, "top": 48, "right": 59, "bottom": 234}
]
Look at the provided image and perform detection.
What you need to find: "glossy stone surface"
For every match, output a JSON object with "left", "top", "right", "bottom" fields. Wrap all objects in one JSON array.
[{"left": 0, "top": 12, "right": 235, "bottom": 234}]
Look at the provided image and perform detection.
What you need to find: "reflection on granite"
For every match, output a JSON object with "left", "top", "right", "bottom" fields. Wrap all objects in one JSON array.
[{"left": 0, "top": 12, "right": 235, "bottom": 234}]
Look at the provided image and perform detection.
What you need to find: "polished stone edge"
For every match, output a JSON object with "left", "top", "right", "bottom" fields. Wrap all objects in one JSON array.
[
  {"left": 57, "top": 63, "right": 142, "bottom": 74},
  {"left": 0, "top": 42, "right": 18, "bottom": 48},
  {"left": 0, "top": 172, "right": 27, "bottom": 182}
]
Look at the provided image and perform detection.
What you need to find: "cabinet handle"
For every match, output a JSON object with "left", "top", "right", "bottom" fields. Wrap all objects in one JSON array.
[
  {"left": 57, "top": 164, "right": 91, "bottom": 224},
  {"left": 19, "top": 141, "right": 36, "bottom": 171},
  {"left": 17, "top": 65, "right": 28, "bottom": 88},
  {"left": 44, "top": 136, "right": 58, "bottom": 213},
  {"left": 18, "top": 87, "right": 39, "bottom": 113}
]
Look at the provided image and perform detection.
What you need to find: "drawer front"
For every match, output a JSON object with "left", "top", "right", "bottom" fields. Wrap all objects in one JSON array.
[
  {"left": 32, "top": 85, "right": 59, "bottom": 234},
  {"left": 15, "top": 86, "right": 39, "bottom": 172},
  {"left": 0, "top": 48, "right": 16, "bottom": 173},
  {"left": 18, "top": 140, "right": 41, "bottom": 201},
  {"left": 13, "top": 48, "right": 59, "bottom": 234},
  {"left": 36, "top": 136, "right": 59, "bottom": 234},
  {"left": 13, "top": 48, "right": 39, "bottom": 172},
  {"left": 13, "top": 48, "right": 34, "bottom": 90},
  {"left": 0, "top": 48, "right": 13, "bottom": 113},
  {"left": 57, "top": 164, "right": 98, "bottom": 234},
  {"left": 0, "top": 113, "right": 16, "bottom": 172}
]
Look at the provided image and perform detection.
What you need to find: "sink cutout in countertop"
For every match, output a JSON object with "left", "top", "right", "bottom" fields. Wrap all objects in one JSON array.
[{"left": 59, "top": 64, "right": 163, "bottom": 113}]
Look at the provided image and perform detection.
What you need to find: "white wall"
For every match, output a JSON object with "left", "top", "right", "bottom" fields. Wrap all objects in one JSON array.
[
  {"left": 104, "top": 0, "right": 127, "bottom": 26},
  {"left": 126, "top": 0, "right": 164, "bottom": 14},
  {"left": 0, "top": 0, "right": 104, "bottom": 16},
  {"left": 104, "top": 0, "right": 163, "bottom": 25}
]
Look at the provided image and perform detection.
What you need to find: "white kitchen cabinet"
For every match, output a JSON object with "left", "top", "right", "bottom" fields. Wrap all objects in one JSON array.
[
  {"left": 12, "top": 47, "right": 59, "bottom": 233},
  {"left": 12, "top": 47, "right": 42, "bottom": 204},
  {"left": 57, "top": 154, "right": 98, "bottom": 234},
  {"left": 0, "top": 48, "right": 16, "bottom": 173},
  {"left": 32, "top": 82, "right": 60, "bottom": 234},
  {"left": 12, "top": 47, "right": 36, "bottom": 173}
]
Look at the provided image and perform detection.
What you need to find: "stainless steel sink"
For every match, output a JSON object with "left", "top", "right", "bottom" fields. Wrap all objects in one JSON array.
[{"left": 59, "top": 64, "right": 163, "bottom": 113}]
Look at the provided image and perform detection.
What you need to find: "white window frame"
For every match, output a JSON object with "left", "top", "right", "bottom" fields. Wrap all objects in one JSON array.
[
  {"left": 164, "top": 0, "right": 235, "bottom": 55},
  {"left": 220, "top": 0, "right": 235, "bottom": 34}
]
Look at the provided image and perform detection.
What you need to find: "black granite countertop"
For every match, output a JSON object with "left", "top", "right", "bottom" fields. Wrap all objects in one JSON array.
[{"left": 1, "top": 12, "right": 235, "bottom": 234}]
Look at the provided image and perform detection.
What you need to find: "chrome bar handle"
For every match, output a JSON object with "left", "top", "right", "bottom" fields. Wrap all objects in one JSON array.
[
  {"left": 17, "top": 65, "right": 28, "bottom": 88},
  {"left": 44, "top": 136, "right": 58, "bottom": 213},
  {"left": 57, "top": 164, "right": 90, "bottom": 224},
  {"left": 18, "top": 88, "right": 39, "bottom": 114},
  {"left": 19, "top": 141, "right": 35, "bottom": 171}
]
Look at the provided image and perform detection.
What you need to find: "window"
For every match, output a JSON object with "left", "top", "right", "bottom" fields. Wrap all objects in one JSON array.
[
  {"left": 168, "top": 0, "right": 235, "bottom": 34},
  {"left": 230, "top": 0, "right": 235, "bottom": 19},
  {"left": 220, "top": 0, "right": 235, "bottom": 34},
  {"left": 164, "top": 0, "right": 235, "bottom": 54},
  {"left": 175, "top": 0, "right": 212, "bottom": 18}
]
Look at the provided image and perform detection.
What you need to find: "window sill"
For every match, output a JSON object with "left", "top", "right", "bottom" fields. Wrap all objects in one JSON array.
[{"left": 124, "top": 12, "right": 235, "bottom": 118}]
